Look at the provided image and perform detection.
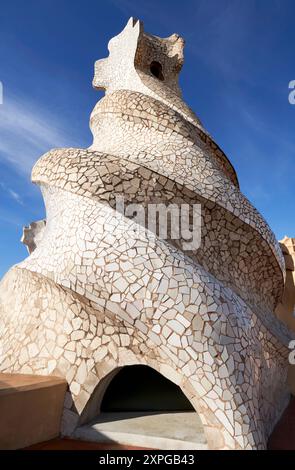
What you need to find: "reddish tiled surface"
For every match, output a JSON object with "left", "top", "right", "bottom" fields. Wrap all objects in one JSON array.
[
  {"left": 268, "top": 397, "right": 295, "bottom": 450},
  {"left": 24, "top": 438, "right": 151, "bottom": 450}
]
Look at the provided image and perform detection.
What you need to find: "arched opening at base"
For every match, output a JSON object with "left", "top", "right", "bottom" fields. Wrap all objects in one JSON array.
[
  {"left": 101, "top": 365, "right": 194, "bottom": 412},
  {"left": 75, "top": 365, "right": 208, "bottom": 449}
]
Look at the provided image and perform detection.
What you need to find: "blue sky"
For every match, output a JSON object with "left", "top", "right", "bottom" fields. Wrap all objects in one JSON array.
[{"left": 0, "top": 0, "right": 294, "bottom": 278}]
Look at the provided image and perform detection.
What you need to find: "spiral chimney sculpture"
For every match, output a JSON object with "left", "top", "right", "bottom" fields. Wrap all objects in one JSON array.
[{"left": 0, "top": 18, "right": 293, "bottom": 449}]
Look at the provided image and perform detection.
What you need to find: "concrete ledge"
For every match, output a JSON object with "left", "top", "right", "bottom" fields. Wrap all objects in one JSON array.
[
  {"left": 0, "top": 373, "right": 67, "bottom": 449},
  {"left": 74, "top": 412, "right": 208, "bottom": 450}
]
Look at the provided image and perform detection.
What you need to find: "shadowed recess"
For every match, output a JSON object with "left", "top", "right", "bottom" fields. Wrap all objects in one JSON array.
[{"left": 101, "top": 365, "right": 194, "bottom": 412}]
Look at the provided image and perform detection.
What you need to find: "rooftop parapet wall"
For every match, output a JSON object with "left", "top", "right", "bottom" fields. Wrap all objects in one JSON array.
[{"left": 276, "top": 237, "right": 295, "bottom": 331}]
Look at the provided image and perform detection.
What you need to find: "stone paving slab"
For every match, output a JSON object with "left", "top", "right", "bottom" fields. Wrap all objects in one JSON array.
[{"left": 74, "top": 411, "right": 208, "bottom": 450}]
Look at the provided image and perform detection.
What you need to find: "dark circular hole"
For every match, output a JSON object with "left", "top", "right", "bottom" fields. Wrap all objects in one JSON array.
[{"left": 150, "top": 61, "right": 164, "bottom": 81}]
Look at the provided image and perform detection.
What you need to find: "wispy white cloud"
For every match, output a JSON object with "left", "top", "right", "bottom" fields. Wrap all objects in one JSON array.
[
  {"left": 0, "top": 181, "right": 24, "bottom": 206},
  {"left": 7, "top": 189, "right": 23, "bottom": 205},
  {"left": 0, "top": 94, "right": 81, "bottom": 175}
]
